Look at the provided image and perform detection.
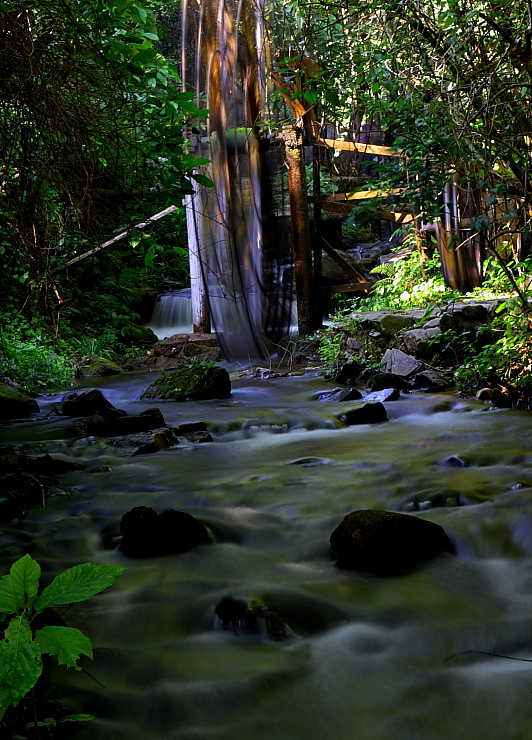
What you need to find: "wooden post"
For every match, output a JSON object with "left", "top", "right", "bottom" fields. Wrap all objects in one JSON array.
[
  {"left": 185, "top": 182, "right": 211, "bottom": 334},
  {"left": 284, "top": 126, "right": 314, "bottom": 336},
  {"left": 312, "top": 142, "right": 323, "bottom": 329}
]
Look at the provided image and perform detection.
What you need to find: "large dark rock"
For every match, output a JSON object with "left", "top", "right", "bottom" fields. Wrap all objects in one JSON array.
[
  {"left": 369, "top": 372, "right": 412, "bottom": 392},
  {"left": 83, "top": 407, "right": 166, "bottom": 437},
  {"left": 330, "top": 509, "right": 454, "bottom": 574},
  {"left": 0, "top": 383, "right": 39, "bottom": 420},
  {"left": 119, "top": 505, "right": 212, "bottom": 558},
  {"left": 333, "top": 361, "right": 362, "bottom": 384},
  {"left": 413, "top": 370, "right": 453, "bottom": 391},
  {"left": 336, "top": 401, "right": 388, "bottom": 426},
  {"left": 61, "top": 389, "right": 115, "bottom": 417},
  {"left": 142, "top": 363, "right": 231, "bottom": 401}
]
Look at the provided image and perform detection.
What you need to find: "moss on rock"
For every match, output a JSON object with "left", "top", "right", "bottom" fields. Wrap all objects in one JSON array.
[{"left": 142, "top": 363, "right": 231, "bottom": 401}]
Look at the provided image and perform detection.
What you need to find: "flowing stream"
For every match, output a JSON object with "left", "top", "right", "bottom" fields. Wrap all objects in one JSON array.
[{"left": 3, "top": 371, "right": 532, "bottom": 740}]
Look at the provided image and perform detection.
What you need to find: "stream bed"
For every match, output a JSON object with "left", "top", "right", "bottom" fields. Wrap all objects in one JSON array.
[{"left": 3, "top": 370, "right": 532, "bottom": 740}]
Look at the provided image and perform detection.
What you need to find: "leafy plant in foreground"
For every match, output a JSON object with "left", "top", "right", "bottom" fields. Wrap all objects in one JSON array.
[{"left": 0, "top": 554, "right": 124, "bottom": 725}]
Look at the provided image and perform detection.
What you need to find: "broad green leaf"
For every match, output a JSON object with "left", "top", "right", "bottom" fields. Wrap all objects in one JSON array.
[
  {"left": 58, "top": 714, "right": 95, "bottom": 723},
  {"left": 36, "top": 626, "right": 93, "bottom": 669},
  {"left": 0, "top": 616, "right": 42, "bottom": 720},
  {"left": 11, "top": 554, "right": 41, "bottom": 606},
  {"left": 191, "top": 173, "right": 214, "bottom": 188},
  {"left": 0, "top": 575, "right": 24, "bottom": 614},
  {"left": 34, "top": 563, "right": 125, "bottom": 613}
]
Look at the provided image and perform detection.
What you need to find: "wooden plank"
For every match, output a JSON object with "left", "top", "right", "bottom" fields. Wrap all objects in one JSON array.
[
  {"left": 318, "top": 138, "right": 405, "bottom": 158},
  {"left": 322, "top": 238, "right": 367, "bottom": 283},
  {"left": 320, "top": 188, "right": 407, "bottom": 203},
  {"left": 375, "top": 210, "right": 415, "bottom": 224},
  {"left": 326, "top": 282, "right": 374, "bottom": 293}
]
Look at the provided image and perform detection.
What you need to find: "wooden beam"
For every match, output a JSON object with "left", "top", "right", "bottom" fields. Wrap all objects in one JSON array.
[
  {"left": 326, "top": 282, "right": 374, "bottom": 293},
  {"left": 318, "top": 138, "right": 406, "bottom": 158},
  {"left": 375, "top": 210, "right": 415, "bottom": 223},
  {"left": 320, "top": 188, "right": 407, "bottom": 203},
  {"left": 322, "top": 238, "right": 367, "bottom": 283}
]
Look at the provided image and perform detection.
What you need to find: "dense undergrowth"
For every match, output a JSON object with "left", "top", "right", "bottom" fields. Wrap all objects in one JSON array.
[{"left": 315, "top": 228, "right": 532, "bottom": 402}]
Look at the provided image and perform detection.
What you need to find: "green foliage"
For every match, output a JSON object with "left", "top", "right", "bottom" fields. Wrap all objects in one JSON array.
[
  {"left": 0, "top": 0, "right": 201, "bottom": 331},
  {"left": 0, "top": 332, "right": 74, "bottom": 392},
  {"left": 356, "top": 239, "right": 457, "bottom": 311},
  {"left": 0, "top": 554, "right": 124, "bottom": 724}
]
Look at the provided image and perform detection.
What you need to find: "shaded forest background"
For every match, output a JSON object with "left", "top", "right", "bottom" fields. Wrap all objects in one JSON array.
[{"left": 1, "top": 0, "right": 532, "bottom": 391}]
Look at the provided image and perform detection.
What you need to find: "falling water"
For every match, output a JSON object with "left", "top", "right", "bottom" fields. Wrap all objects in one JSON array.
[
  {"left": 183, "top": 0, "right": 286, "bottom": 360},
  {"left": 147, "top": 290, "right": 194, "bottom": 339}
]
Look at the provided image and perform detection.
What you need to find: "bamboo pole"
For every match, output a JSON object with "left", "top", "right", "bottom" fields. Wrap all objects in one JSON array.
[{"left": 47, "top": 205, "right": 179, "bottom": 276}]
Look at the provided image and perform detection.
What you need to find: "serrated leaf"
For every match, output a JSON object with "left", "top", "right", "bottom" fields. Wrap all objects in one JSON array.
[
  {"left": 11, "top": 554, "right": 40, "bottom": 606},
  {"left": 0, "top": 616, "right": 42, "bottom": 720},
  {"left": 34, "top": 563, "right": 125, "bottom": 613},
  {"left": 36, "top": 626, "right": 93, "bottom": 669}
]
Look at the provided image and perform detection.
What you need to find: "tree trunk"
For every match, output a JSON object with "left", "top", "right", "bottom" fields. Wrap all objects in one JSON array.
[{"left": 285, "top": 125, "right": 314, "bottom": 336}]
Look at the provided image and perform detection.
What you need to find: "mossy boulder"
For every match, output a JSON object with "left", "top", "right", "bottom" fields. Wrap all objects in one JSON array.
[
  {"left": 330, "top": 509, "right": 455, "bottom": 574},
  {"left": 0, "top": 383, "right": 39, "bottom": 420},
  {"left": 142, "top": 363, "right": 231, "bottom": 401},
  {"left": 84, "top": 356, "right": 123, "bottom": 377}
]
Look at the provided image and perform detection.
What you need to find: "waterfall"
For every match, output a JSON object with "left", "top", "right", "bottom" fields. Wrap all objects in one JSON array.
[{"left": 146, "top": 289, "right": 193, "bottom": 340}]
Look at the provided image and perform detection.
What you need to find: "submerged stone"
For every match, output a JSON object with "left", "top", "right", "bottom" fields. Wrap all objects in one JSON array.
[
  {"left": 0, "top": 383, "right": 39, "bottom": 420},
  {"left": 119, "top": 505, "right": 212, "bottom": 558},
  {"left": 215, "top": 596, "right": 292, "bottom": 641},
  {"left": 330, "top": 509, "right": 455, "bottom": 574},
  {"left": 142, "top": 363, "right": 231, "bottom": 401}
]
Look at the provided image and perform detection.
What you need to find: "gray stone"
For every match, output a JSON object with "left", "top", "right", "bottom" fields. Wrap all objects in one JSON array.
[
  {"left": 378, "top": 313, "right": 415, "bottom": 337},
  {"left": 402, "top": 327, "right": 442, "bottom": 357},
  {"left": 380, "top": 349, "right": 422, "bottom": 377},
  {"left": 364, "top": 388, "right": 400, "bottom": 402},
  {"left": 313, "top": 387, "right": 363, "bottom": 402}
]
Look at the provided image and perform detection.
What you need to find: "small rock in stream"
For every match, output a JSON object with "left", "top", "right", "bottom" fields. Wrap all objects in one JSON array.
[
  {"left": 313, "top": 387, "right": 363, "bottom": 402},
  {"left": 215, "top": 596, "right": 292, "bottom": 641},
  {"left": 363, "top": 388, "right": 400, "bottom": 403},
  {"left": 438, "top": 454, "right": 467, "bottom": 468},
  {"left": 336, "top": 401, "right": 388, "bottom": 426}
]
